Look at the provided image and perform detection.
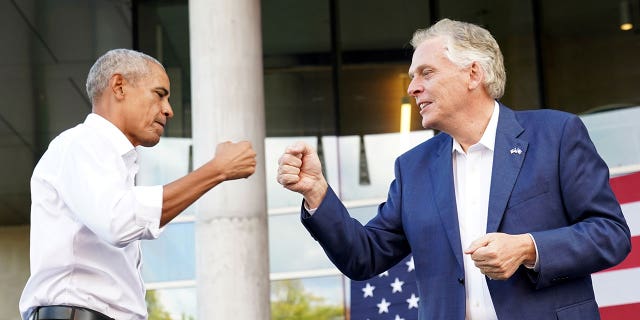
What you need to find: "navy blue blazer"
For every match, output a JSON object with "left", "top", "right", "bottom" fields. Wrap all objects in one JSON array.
[{"left": 302, "top": 104, "right": 631, "bottom": 320}]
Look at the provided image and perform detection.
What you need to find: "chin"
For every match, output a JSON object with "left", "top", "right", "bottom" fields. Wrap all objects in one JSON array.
[
  {"left": 421, "top": 118, "right": 433, "bottom": 130},
  {"left": 140, "top": 137, "right": 161, "bottom": 147}
]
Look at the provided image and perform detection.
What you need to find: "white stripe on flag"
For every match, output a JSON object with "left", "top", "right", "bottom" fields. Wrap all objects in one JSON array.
[
  {"left": 621, "top": 201, "right": 640, "bottom": 237},
  {"left": 593, "top": 267, "right": 640, "bottom": 307}
]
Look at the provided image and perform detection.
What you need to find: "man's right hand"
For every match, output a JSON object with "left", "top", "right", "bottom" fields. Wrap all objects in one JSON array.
[
  {"left": 277, "top": 141, "right": 328, "bottom": 208},
  {"left": 212, "top": 141, "right": 257, "bottom": 181}
]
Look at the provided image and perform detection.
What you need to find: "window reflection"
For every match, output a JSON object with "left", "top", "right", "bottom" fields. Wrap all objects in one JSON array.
[
  {"left": 137, "top": 138, "right": 195, "bottom": 217},
  {"left": 337, "top": 131, "right": 433, "bottom": 201},
  {"left": 580, "top": 106, "right": 640, "bottom": 171},
  {"left": 142, "top": 222, "right": 195, "bottom": 283},
  {"left": 269, "top": 213, "right": 336, "bottom": 273},
  {"left": 265, "top": 136, "right": 318, "bottom": 208}
]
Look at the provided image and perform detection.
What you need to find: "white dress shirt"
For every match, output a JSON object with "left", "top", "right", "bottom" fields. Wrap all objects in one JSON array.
[
  {"left": 19, "top": 113, "right": 163, "bottom": 320},
  {"left": 452, "top": 102, "right": 500, "bottom": 320}
]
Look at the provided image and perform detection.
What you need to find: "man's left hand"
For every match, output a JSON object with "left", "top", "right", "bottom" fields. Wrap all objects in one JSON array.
[{"left": 464, "top": 233, "right": 536, "bottom": 280}]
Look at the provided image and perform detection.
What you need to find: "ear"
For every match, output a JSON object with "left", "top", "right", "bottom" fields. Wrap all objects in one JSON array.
[
  {"left": 467, "top": 61, "right": 484, "bottom": 91},
  {"left": 109, "top": 74, "right": 126, "bottom": 100}
]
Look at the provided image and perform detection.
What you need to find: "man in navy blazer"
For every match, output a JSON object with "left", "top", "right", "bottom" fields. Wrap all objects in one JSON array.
[{"left": 277, "top": 19, "right": 631, "bottom": 319}]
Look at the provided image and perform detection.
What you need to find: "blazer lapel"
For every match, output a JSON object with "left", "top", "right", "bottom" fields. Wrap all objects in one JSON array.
[
  {"left": 487, "top": 105, "right": 527, "bottom": 233},
  {"left": 429, "top": 136, "right": 464, "bottom": 270}
]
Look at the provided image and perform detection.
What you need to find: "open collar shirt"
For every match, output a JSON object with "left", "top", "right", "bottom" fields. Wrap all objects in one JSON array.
[
  {"left": 19, "top": 113, "right": 163, "bottom": 320},
  {"left": 452, "top": 101, "right": 500, "bottom": 320}
]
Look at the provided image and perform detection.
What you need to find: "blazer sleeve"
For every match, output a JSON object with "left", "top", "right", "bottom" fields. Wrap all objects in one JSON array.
[
  {"left": 300, "top": 160, "right": 411, "bottom": 281},
  {"left": 529, "top": 115, "right": 631, "bottom": 288}
]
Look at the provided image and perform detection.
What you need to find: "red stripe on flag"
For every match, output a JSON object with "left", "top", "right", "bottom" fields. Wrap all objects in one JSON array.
[
  {"left": 600, "top": 302, "right": 640, "bottom": 320},
  {"left": 610, "top": 172, "right": 640, "bottom": 204},
  {"left": 598, "top": 236, "right": 640, "bottom": 273}
]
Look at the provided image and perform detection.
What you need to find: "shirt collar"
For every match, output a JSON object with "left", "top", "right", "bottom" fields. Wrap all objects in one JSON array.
[
  {"left": 84, "top": 113, "right": 136, "bottom": 157},
  {"left": 452, "top": 101, "right": 500, "bottom": 154}
]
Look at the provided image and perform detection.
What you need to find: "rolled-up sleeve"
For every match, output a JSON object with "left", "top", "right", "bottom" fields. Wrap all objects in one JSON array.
[{"left": 133, "top": 185, "right": 163, "bottom": 239}]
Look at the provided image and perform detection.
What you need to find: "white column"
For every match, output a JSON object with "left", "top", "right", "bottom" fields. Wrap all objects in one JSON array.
[{"left": 189, "top": 0, "right": 269, "bottom": 319}]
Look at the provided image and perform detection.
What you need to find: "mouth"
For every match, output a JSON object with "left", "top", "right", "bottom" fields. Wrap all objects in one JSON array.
[
  {"left": 418, "top": 101, "right": 432, "bottom": 111},
  {"left": 154, "top": 120, "right": 166, "bottom": 128}
]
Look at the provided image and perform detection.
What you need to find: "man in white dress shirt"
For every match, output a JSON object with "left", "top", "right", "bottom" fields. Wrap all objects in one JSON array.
[{"left": 19, "top": 49, "right": 257, "bottom": 320}]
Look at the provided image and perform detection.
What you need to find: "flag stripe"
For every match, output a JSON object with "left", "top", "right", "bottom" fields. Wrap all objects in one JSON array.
[
  {"left": 598, "top": 236, "right": 640, "bottom": 272},
  {"left": 610, "top": 172, "right": 640, "bottom": 204},
  {"left": 593, "top": 267, "right": 640, "bottom": 307},
  {"left": 621, "top": 202, "right": 640, "bottom": 237},
  {"left": 596, "top": 173, "right": 640, "bottom": 317},
  {"left": 600, "top": 302, "right": 640, "bottom": 320}
]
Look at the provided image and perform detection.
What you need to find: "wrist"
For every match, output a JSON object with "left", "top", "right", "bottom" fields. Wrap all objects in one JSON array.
[
  {"left": 303, "top": 179, "right": 328, "bottom": 209},
  {"left": 520, "top": 234, "right": 537, "bottom": 267}
]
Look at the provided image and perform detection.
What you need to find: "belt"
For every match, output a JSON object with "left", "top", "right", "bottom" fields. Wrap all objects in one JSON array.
[{"left": 30, "top": 305, "right": 114, "bottom": 320}]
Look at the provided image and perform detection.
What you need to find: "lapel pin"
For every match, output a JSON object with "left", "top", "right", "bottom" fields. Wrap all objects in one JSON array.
[{"left": 510, "top": 147, "right": 523, "bottom": 155}]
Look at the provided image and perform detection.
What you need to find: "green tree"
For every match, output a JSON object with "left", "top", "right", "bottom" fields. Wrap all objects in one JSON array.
[
  {"left": 146, "top": 290, "right": 195, "bottom": 320},
  {"left": 271, "top": 279, "right": 344, "bottom": 320},
  {"left": 146, "top": 290, "right": 174, "bottom": 320}
]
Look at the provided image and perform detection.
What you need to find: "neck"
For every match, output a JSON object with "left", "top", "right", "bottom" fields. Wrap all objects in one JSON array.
[{"left": 450, "top": 99, "right": 495, "bottom": 152}]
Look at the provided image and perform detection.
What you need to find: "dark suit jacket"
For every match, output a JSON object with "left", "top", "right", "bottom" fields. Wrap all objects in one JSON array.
[{"left": 302, "top": 104, "right": 631, "bottom": 320}]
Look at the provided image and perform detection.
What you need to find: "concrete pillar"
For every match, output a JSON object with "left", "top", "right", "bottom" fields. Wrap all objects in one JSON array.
[{"left": 189, "top": 0, "right": 269, "bottom": 319}]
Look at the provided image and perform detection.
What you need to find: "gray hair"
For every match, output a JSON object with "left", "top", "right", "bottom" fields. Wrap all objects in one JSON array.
[
  {"left": 410, "top": 19, "right": 506, "bottom": 99},
  {"left": 85, "top": 49, "right": 164, "bottom": 104}
]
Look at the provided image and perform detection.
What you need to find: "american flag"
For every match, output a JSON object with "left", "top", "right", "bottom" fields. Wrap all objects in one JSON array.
[
  {"left": 595, "top": 171, "right": 640, "bottom": 319},
  {"left": 350, "top": 171, "right": 640, "bottom": 319},
  {"left": 350, "top": 255, "right": 419, "bottom": 320}
]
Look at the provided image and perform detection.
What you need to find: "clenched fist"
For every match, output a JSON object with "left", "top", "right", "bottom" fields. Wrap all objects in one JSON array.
[
  {"left": 277, "top": 141, "right": 328, "bottom": 208},
  {"left": 212, "top": 141, "right": 257, "bottom": 181},
  {"left": 464, "top": 232, "right": 537, "bottom": 280}
]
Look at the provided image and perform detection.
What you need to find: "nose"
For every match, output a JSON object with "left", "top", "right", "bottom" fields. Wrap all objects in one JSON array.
[
  {"left": 407, "top": 77, "right": 423, "bottom": 97},
  {"left": 163, "top": 101, "right": 174, "bottom": 119}
]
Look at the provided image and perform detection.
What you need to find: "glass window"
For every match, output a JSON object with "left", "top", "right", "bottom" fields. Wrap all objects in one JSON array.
[
  {"left": 581, "top": 106, "right": 640, "bottom": 170},
  {"left": 265, "top": 136, "right": 318, "bottom": 208},
  {"left": 136, "top": 0, "right": 191, "bottom": 138},
  {"left": 439, "top": 0, "right": 539, "bottom": 110},
  {"left": 142, "top": 222, "right": 195, "bottom": 283},
  {"left": 137, "top": 137, "right": 195, "bottom": 217},
  {"left": 335, "top": 131, "right": 433, "bottom": 201},
  {"left": 539, "top": 0, "right": 640, "bottom": 114},
  {"left": 269, "top": 213, "right": 336, "bottom": 273},
  {"left": 337, "top": 0, "right": 431, "bottom": 136}
]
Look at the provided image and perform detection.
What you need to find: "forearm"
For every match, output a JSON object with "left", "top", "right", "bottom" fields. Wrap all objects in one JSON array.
[{"left": 161, "top": 162, "right": 225, "bottom": 226}]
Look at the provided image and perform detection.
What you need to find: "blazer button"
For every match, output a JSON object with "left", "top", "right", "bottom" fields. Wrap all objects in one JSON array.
[{"left": 458, "top": 277, "right": 465, "bottom": 284}]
